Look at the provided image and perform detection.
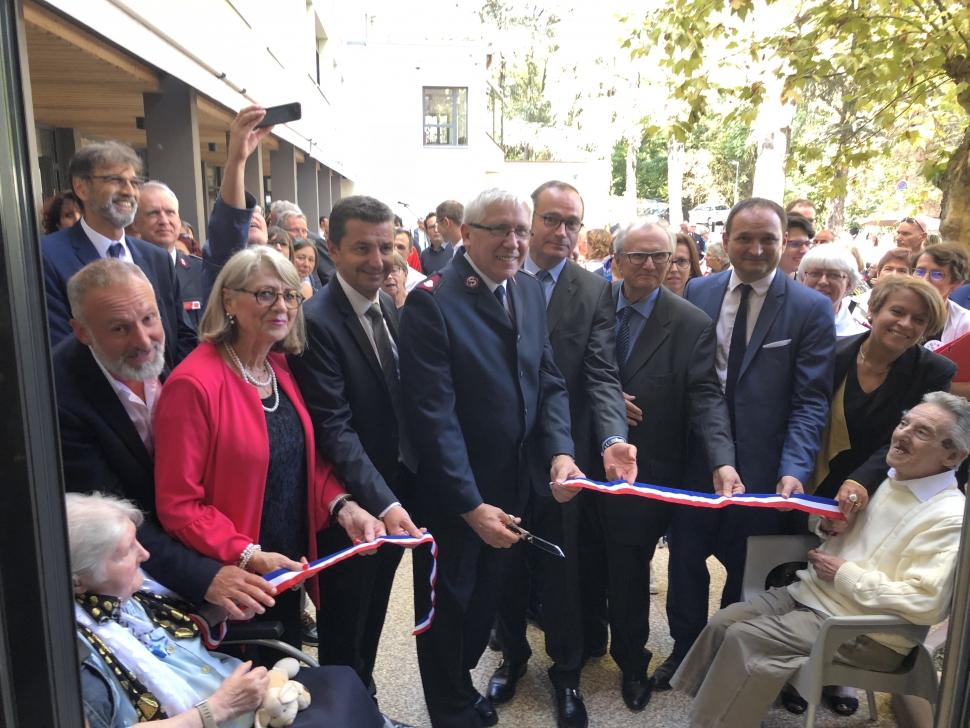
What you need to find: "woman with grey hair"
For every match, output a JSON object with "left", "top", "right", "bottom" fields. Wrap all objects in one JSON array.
[
  {"left": 703, "top": 242, "right": 730, "bottom": 274},
  {"left": 68, "top": 491, "right": 386, "bottom": 728},
  {"left": 797, "top": 245, "right": 867, "bottom": 336},
  {"left": 154, "top": 246, "right": 383, "bottom": 650}
]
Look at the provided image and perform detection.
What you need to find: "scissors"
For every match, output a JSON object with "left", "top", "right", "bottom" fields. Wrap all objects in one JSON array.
[{"left": 504, "top": 513, "right": 565, "bottom": 558}]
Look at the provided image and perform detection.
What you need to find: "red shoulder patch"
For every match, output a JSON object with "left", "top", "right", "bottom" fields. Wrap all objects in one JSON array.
[{"left": 420, "top": 273, "right": 443, "bottom": 292}]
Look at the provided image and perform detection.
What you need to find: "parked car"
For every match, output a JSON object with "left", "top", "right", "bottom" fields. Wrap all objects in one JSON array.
[{"left": 689, "top": 203, "right": 730, "bottom": 227}]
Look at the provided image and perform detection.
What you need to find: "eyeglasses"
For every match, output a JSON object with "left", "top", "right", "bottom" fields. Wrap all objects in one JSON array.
[
  {"left": 538, "top": 213, "right": 583, "bottom": 234},
  {"left": 899, "top": 217, "right": 926, "bottom": 233},
  {"left": 786, "top": 239, "right": 814, "bottom": 250},
  {"left": 670, "top": 257, "right": 691, "bottom": 268},
  {"left": 86, "top": 174, "right": 147, "bottom": 190},
  {"left": 232, "top": 287, "right": 305, "bottom": 309},
  {"left": 467, "top": 222, "right": 532, "bottom": 240},
  {"left": 914, "top": 268, "right": 946, "bottom": 282},
  {"left": 803, "top": 269, "right": 846, "bottom": 282},
  {"left": 618, "top": 251, "right": 671, "bottom": 267}
]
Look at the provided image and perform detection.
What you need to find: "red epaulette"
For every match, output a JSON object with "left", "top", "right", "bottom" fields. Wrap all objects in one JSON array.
[{"left": 418, "top": 273, "right": 443, "bottom": 292}]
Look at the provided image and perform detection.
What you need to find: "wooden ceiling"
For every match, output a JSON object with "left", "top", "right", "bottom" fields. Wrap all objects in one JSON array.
[{"left": 23, "top": 1, "right": 277, "bottom": 168}]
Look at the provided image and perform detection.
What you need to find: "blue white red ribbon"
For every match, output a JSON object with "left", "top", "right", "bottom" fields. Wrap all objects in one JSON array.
[
  {"left": 561, "top": 477, "right": 847, "bottom": 521},
  {"left": 262, "top": 533, "right": 438, "bottom": 635}
]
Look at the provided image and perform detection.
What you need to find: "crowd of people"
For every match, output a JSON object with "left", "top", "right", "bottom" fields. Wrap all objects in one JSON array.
[{"left": 43, "top": 104, "right": 968, "bottom": 728}]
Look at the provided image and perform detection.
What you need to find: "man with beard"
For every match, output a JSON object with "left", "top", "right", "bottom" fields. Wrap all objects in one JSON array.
[
  {"left": 42, "top": 141, "right": 195, "bottom": 368},
  {"left": 52, "top": 258, "right": 277, "bottom": 614}
]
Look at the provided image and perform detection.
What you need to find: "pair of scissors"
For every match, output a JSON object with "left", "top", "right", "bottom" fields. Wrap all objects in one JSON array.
[{"left": 504, "top": 513, "right": 565, "bottom": 558}]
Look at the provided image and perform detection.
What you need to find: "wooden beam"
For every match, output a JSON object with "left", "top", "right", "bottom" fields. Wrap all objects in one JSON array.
[{"left": 23, "top": 1, "right": 158, "bottom": 88}]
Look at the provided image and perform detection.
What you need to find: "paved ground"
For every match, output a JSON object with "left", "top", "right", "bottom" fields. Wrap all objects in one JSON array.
[{"left": 316, "top": 545, "right": 896, "bottom": 727}]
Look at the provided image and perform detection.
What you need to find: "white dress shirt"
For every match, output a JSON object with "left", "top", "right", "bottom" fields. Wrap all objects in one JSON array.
[
  {"left": 92, "top": 353, "right": 160, "bottom": 455},
  {"left": 80, "top": 217, "right": 132, "bottom": 262},
  {"left": 714, "top": 268, "right": 778, "bottom": 390}
]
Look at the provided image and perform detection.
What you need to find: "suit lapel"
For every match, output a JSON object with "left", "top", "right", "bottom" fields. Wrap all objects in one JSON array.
[
  {"left": 454, "top": 255, "right": 513, "bottom": 333},
  {"left": 331, "top": 281, "right": 384, "bottom": 379},
  {"left": 69, "top": 222, "right": 101, "bottom": 267},
  {"left": 546, "top": 262, "right": 577, "bottom": 333},
  {"left": 75, "top": 342, "right": 153, "bottom": 472},
  {"left": 621, "top": 287, "right": 670, "bottom": 382},
  {"left": 739, "top": 271, "right": 786, "bottom": 379}
]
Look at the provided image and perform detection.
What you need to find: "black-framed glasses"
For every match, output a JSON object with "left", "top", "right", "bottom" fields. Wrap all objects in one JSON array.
[
  {"left": 468, "top": 223, "right": 532, "bottom": 240},
  {"left": 618, "top": 251, "right": 671, "bottom": 267},
  {"left": 538, "top": 213, "right": 583, "bottom": 234},
  {"left": 85, "top": 174, "right": 147, "bottom": 189},
  {"left": 232, "top": 287, "right": 305, "bottom": 309},
  {"left": 914, "top": 268, "right": 946, "bottom": 282},
  {"left": 670, "top": 257, "right": 691, "bottom": 268}
]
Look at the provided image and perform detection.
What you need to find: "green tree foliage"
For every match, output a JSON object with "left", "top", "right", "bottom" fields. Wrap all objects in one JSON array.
[{"left": 624, "top": 0, "right": 970, "bottom": 241}]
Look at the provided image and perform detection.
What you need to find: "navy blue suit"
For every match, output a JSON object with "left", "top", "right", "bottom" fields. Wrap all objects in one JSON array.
[
  {"left": 52, "top": 336, "right": 220, "bottom": 604},
  {"left": 42, "top": 221, "right": 196, "bottom": 368},
  {"left": 174, "top": 251, "right": 205, "bottom": 330},
  {"left": 400, "top": 251, "right": 574, "bottom": 728},
  {"left": 289, "top": 281, "right": 413, "bottom": 691},
  {"left": 950, "top": 282, "right": 970, "bottom": 310},
  {"left": 665, "top": 269, "right": 835, "bottom": 660}
]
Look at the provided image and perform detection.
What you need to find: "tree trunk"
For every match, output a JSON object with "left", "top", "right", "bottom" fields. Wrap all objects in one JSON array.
[
  {"left": 751, "top": 77, "right": 794, "bottom": 203},
  {"left": 826, "top": 194, "right": 846, "bottom": 232},
  {"left": 940, "top": 122, "right": 970, "bottom": 249},
  {"left": 624, "top": 133, "right": 638, "bottom": 220},
  {"left": 668, "top": 138, "right": 684, "bottom": 226}
]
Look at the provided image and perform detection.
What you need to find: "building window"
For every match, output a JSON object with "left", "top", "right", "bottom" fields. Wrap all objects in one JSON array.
[{"left": 423, "top": 87, "right": 467, "bottom": 146}]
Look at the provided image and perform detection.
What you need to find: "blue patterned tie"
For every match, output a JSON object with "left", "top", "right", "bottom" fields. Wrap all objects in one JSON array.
[
  {"left": 536, "top": 269, "right": 554, "bottom": 306},
  {"left": 107, "top": 242, "right": 124, "bottom": 258},
  {"left": 494, "top": 284, "right": 507, "bottom": 312},
  {"left": 616, "top": 306, "right": 634, "bottom": 364}
]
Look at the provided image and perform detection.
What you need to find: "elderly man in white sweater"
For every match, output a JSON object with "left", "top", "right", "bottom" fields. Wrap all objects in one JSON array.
[{"left": 672, "top": 391, "right": 970, "bottom": 728}]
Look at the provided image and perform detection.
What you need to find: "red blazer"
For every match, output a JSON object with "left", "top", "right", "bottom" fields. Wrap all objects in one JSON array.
[{"left": 154, "top": 342, "right": 345, "bottom": 601}]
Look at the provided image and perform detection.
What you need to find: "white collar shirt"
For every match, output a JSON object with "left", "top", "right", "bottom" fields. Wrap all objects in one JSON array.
[
  {"left": 80, "top": 216, "right": 132, "bottom": 263},
  {"left": 887, "top": 467, "right": 958, "bottom": 502},
  {"left": 92, "top": 352, "right": 161, "bottom": 455},
  {"left": 714, "top": 268, "right": 777, "bottom": 390},
  {"left": 335, "top": 272, "right": 397, "bottom": 360}
]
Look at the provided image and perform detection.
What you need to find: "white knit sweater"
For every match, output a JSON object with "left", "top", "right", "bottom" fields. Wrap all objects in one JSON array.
[{"left": 789, "top": 468, "right": 965, "bottom": 653}]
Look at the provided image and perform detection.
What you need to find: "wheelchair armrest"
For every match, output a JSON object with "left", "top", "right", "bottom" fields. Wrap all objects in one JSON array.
[
  {"left": 224, "top": 620, "right": 285, "bottom": 642},
  {"left": 810, "top": 615, "right": 929, "bottom": 666}
]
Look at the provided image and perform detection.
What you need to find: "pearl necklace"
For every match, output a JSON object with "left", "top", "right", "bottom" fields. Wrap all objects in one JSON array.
[{"left": 224, "top": 343, "right": 280, "bottom": 413}]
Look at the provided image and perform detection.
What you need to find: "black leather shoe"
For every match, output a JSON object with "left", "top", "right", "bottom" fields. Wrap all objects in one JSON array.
[
  {"left": 554, "top": 687, "right": 588, "bottom": 728},
  {"left": 487, "top": 659, "right": 528, "bottom": 704},
  {"left": 651, "top": 654, "right": 682, "bottom": 691},
  {"left": 473, "top": 694, "right": 498, "bottom": 727},
  {"left": 621, "top": 674, "right": 653, "bottom": 711}
]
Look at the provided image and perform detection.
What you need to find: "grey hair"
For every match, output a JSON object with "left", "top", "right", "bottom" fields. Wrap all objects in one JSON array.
[
  {"left": 66, "top": 259, "right": 154, "bottom": 324},
  {"left": 613, "top": 220, "right": 676, "bottom": 256},
  {"left": 922, "top": 391, "right": 970, "bottom": 454},
  {"left": 270, "top": 200, "right": 301, "bottom": 219},
  {"left": 462, "top": 188, "right": 533, "bottom": 226},
  {"left": 198, "top": 245, "right": 306, "bottom": 354},
  {"left": 140, "top": 180, "right": 179, "bottom": 207},
  {"left": 65, "top": 492, "right": 143, "bottom": 584},
  {"left": 278, "top": 210, "right": 308, "bottom": 230},
  {"left": 797, "top": 244, "right": 860, "bottom": 290},
  {"left": 706, "top": 242, "right": 730, "bottom": 265}
]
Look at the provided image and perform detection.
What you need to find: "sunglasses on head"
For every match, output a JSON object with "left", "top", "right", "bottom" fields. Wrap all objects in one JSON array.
[{"left": 899, "top": 217, "right": 926, "bottom": 233}]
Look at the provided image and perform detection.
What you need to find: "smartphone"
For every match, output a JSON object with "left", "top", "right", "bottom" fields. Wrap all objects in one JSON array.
[{"left": 256, "top": 102, "right": 302, "bottom": 128}]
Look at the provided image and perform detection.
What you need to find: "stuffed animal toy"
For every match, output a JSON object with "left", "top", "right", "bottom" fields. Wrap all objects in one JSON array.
[{"left": 254, "top": 657, "right": 311, "bottom": 728}]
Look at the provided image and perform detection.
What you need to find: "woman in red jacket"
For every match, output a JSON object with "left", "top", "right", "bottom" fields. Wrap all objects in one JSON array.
[{"left": 155, "top": 246, "right": 384, "bottom": 648}]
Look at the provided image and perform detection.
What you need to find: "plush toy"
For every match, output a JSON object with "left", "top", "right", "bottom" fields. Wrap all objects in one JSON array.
[{"left": 254, "top": 657, "right": 312, "bottom": 728}]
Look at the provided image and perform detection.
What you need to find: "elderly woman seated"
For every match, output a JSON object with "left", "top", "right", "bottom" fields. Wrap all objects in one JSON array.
[
  {"left": 69, "top": 492, "right": 385, "bottom": 728},
  {"left": 671, "top": 391, "right": 969, "bottom": 728},
  {"left": 797, "top": 244, "right": 868, "bottom": 336}
]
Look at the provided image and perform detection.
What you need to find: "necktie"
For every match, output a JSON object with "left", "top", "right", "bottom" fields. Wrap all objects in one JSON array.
[
  {"left": 494, "top": 283, "right": 507, "bottom": 310},
  {"left": 107, "top": 242, "right": 124, "bottom": 258},
  {"left": 725, "top": 283, "right": 752, "bottom": 425},
  {"left": 536, "top": 269, "right": 554, "bottom": 306},
  {"left": 365, "top": 304, "right": 413, "bottom": 469},
  {"left": 616, "top": 306, "right": 634, "bottom": 365}
]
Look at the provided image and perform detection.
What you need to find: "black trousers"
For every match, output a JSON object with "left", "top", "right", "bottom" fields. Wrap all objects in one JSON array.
[
  {"left": 602, "top": 500, "right": 670, "bottom": 677},
  {"left": 494, "top": 490, "right": 584, "bottom": 687},
  {"left": 665, "top": 504, "right": 785, "bottom": 660},
  {"left": 413, "top": 519, "right": 515, "bottom": 728}
]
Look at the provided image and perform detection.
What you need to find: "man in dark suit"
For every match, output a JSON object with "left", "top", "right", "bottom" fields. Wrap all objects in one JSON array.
[
  {"left": 54, "top": 258, "right": 276, "bottom": 615},
  {"left": 601, "top": 222, "right": 739, "bottom": 711},
  {"left": 289, "top": 195, "right": 423, "bottom": 704},
  {"left": 400, "top": 188, "right": 579, "bottom": 728},
  {"left": 129, "top": 181, "right": 206, "bottom": 329},
  {"left": 654, "top": 198, "right": 835, "bottom": 687},
  {"left": 42, "top": 141, "right": 196, "bottom": 368},
  {"left": 489, "top": 181, "right": 634, "bottom": 728}
]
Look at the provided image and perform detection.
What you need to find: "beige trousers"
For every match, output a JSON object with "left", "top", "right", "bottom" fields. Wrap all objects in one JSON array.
[{"left": 670, "top": 587, "right": 905, "bottom": 728}]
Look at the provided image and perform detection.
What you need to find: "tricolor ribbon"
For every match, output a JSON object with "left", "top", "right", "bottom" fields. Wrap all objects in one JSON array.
[
  {"left": 561, "top": 477, "right": 847, "bottom": 521},
  {"left": 262, "top": 533, "right": 438, "bottom": 635}
]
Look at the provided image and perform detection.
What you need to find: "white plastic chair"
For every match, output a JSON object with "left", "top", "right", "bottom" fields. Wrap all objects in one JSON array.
[{"left": 744, "top": 535, "right": 940, "bottom": 726}]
